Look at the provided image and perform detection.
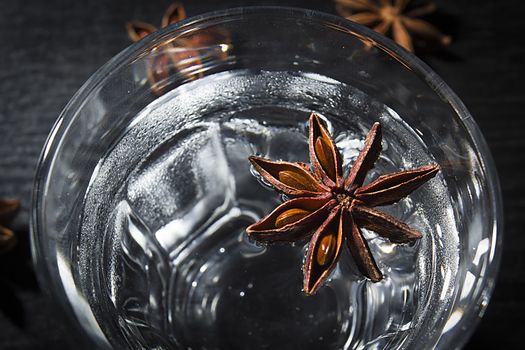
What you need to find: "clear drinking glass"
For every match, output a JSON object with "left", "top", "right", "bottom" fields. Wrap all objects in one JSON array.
[{"left": 31, "top": 7, "right": 502, "bottom": 350}]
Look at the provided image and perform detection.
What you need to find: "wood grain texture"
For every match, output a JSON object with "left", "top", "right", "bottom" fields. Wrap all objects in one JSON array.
[{"left": 0, "top": 0, "right": 523, "bottom": 348}]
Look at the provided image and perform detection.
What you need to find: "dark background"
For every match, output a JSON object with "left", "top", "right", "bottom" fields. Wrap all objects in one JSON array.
[{"left": 0, "top": 0, "right": 523, "bottom": 349}]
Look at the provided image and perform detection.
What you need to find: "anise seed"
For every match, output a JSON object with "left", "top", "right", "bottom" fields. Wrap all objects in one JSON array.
[
  {"left": 316, "top": 233, "right": 337, "bottom": 266},
  {"left": 278, "top": 170, "right": 319, "bottom": 192},
  {"left": 315, "top": 137, "right": 336, "bottom": 181},
  {"left": 275, "top": 208, "right": 311, "bottom": 228}
]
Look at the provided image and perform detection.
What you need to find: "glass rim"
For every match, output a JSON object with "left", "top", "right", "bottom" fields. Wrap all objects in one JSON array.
[{"left": 30, "top": 6, "right": 503, "bottom": 349}]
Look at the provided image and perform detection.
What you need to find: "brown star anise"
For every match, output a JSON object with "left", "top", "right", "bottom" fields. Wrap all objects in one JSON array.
[
  {"left": 335, "top": 0, "right": 451, "bottom": 52},
  {"left": 0, "top": 199, "right": 20, "bottom": 255},
  {"left": 246, "top": 113, "right": 439, "bottom": 295},
  {"left": 126, "top": 2, "right": 231, "bottom": 94}
]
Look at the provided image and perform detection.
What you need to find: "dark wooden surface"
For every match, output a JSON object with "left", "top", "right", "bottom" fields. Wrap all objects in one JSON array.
[{"left": 0, "top": 0, "right": 523, "bottom": 349}]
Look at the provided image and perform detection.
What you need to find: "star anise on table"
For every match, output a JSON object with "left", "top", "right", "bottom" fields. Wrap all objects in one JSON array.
[
  {"left": 126, "top": 2, "right": 231, "bottom": 94},
  {"left": 0, "top": 199, "right": 20, "bottom": 255},
  {"left": 246, "top": 113, "right": 439, "bottom": 295},
  {"left": 335, "top": 0, "right": 451, "bottom": 52}
]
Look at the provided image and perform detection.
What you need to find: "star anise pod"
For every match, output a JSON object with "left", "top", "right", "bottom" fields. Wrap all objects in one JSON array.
[
  {"left": 0, "top": 199, "right": 20, "bottom": 255},
  {"left": 126, "top": 2, "right": 231, "bottom": 94},
  {"left": 246, "top": 113, "right": 439, "bottom": 295},
  {"left": 335, "top": 0, "right": 451, "bottom": 52}
]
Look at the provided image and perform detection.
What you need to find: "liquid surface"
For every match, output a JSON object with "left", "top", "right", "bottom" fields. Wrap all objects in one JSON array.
[{"left": 79, "top": 70, "right": 459, "bottom": 349}]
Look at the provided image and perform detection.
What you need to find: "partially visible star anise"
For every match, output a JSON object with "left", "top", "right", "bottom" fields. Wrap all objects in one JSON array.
[
  {"left": 0, "top": 199, "right": 20, "bottom": 255},
  {"left": 246, "top": 113, "right": 439, "bottom": 295},
  {"left": 126, "top": 2, "right": 231, "bottom": 94},
  {"left": 335, "top": 0, "right": 451, "bottom": 52},
  {"left": 126, "top": 2, "right": 187, "bottom": 43}
]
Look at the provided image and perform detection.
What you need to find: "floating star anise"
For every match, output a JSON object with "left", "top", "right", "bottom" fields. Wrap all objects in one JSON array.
[
  {"left": 335, "top": 0, "right": 451, "bottom": 52},
  {"left": 246, "top": 113, "right": 439, "bottom": 295},
  {"left": 0, "top": 199, "right": 20, "bottom": 255},
  {"left": 126, "top": 2, "right": 231, "bottom": 94}
]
